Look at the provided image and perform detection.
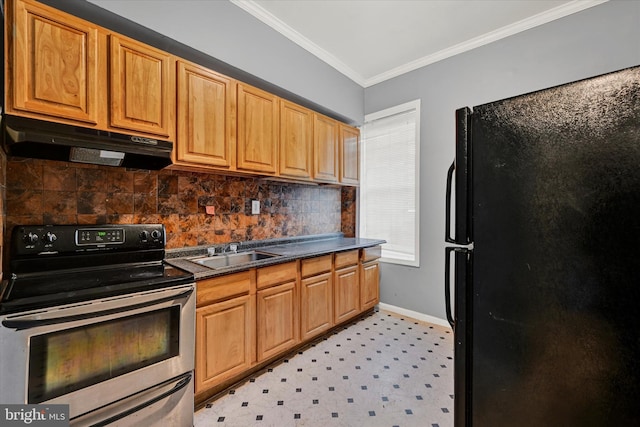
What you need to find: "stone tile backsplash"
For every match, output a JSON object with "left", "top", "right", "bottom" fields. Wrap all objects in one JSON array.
[{"left": 5, "top": 158, "right": 357, "bottom": 254}]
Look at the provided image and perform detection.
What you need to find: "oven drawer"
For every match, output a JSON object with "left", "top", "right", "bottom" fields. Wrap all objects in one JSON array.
[{"left": 72, "top": 372, "right": 193, "bottom": 427}]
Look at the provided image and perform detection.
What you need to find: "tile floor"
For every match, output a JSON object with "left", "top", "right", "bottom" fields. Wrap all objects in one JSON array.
[{"left": 194, "top": 309, "right": 454, "bottom": 427}]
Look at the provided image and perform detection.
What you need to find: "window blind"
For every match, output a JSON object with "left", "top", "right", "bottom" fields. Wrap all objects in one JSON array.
[{"left": 360, "top": 100, "right": 420, "bottom": 266}]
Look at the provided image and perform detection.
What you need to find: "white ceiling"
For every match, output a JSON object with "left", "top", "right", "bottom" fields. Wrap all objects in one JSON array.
[{"left": 231, "top": 0, "right": 607, "bottom": 87}]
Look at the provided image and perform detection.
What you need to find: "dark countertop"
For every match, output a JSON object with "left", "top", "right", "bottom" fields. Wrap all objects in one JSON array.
[{"left": 165, "top": 234, "right": 385, "bottom": 281}]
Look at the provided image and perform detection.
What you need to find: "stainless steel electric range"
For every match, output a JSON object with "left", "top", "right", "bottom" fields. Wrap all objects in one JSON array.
[{"left": 0, "top": 224, "right": 195, "bottom": 427}]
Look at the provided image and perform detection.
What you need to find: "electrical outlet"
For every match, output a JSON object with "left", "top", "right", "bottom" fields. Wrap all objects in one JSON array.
[{"left": 251, "top": 200, "right": 260, "bottom": 215}]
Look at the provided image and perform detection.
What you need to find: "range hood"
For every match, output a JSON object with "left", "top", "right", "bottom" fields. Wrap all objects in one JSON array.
[{"left": 2, "top": 115, "right": 173, "bottom": 170}]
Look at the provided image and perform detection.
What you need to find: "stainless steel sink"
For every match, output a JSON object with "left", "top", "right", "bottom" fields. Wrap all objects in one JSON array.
[{"left": 189, "top": 250, "right": 281, "bottom": 269}]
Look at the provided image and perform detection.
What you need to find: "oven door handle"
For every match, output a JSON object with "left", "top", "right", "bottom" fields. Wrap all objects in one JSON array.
[
  {"left": 76, "top": 372, "right": 192, "bottom": 427},
  {"left": 1, "top": 285, "right": 194, "bottom": 330}
]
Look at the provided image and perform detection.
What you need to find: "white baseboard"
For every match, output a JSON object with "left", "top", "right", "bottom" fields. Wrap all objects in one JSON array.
[{"left": 378, "top": 303, "right": 452, "bottom": 329}]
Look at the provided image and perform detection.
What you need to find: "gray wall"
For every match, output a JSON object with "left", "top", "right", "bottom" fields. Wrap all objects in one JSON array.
[
  {"left": 365, "top": 0, "right": 640, "bottom": 321},
  {"left": 86, "top": 0, "right": 364, "bottom": 124}
]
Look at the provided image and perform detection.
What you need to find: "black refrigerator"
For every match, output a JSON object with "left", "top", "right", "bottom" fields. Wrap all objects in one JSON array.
[{"left": 445, "top": 65, "right": 640, "bottom": 427}]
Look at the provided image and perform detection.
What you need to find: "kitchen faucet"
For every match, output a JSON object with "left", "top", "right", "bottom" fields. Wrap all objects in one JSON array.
[
  {"left": 207, "top": 242, "right": 240, "bottom": 256},
  {"left": 223, "top": 242, "right": 240, "bottom": 254}
]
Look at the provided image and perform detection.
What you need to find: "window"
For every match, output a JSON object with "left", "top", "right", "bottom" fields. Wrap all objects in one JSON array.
[{"left": 360, "top": 100, "right": 420, "bottom": 266}]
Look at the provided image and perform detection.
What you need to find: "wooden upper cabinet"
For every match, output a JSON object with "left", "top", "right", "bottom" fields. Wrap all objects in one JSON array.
[
  {"left": 279, "top": 100, "right": 312, "bottom": 180},
  {"left": 237, "top": 84, "right": 279, "bottom": 174},
  {"left": 176, "top": 60, "right": 236, "bottom": 169},
  {"left": 313, "top": 114, "right": 339, "bottom": 183},
  {"left": 9, "top": 0, "right": 104, "bottom": 125},
  {"left": 340, "top": 124, "right": 360, "bottom": 185},
  {"left": 109, "top": 35, "right": 175, "bottom": 138}
]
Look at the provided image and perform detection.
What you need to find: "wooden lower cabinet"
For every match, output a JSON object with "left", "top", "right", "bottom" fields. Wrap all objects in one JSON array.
[
  {"left": 256, "top": 280, "right": 298, "bottom": 362},
  {"left": 360, "top": 246, "right": 381, "bottom": 311},
  {"left": 334, "top": 264, "right": 360, "bottom": 323},
  {"left": 195, "top": 249, "right": 380, "bottom": 401},
  {"left": 360, "top": 261, "right": 380, "bottom": 311},
  {"left": 256, "top": 261, "right": 299, "bottom": 362},
  {"left": 300, "top": 255, "right": 334, "bottom": 341},
  {"left": 334, "top": 250, "right": 360, "bottom": 323},
  {"left": 300, "top": 272, "right": 333, "bottom": 341},
  {"left": 195, "top": 293, "right": 255, "bottom": 394}
]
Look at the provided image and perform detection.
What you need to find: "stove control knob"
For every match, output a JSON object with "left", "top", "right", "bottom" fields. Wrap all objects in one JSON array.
[
  {"left": 151, "top": 229, "right": 162, "bottom": 240},
  {"left": 24, "top": 232, "right": 39, "bottom": 244},
  {"left": 139, "top": 230, "right": 150, "bottom": 241},
  {"left": 44, "top": 232, "right": 58, "bottom": 244}
]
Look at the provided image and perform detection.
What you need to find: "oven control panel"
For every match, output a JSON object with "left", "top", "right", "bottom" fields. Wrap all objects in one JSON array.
[
  {"left": 11, "top": 224, "right": 165, "bottom": 256},
  {"left": 77, "top": 228, "right": 125, "bottom": 245}
]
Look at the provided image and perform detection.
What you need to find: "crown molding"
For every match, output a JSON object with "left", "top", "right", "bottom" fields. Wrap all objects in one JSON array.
[
  {"left": 231, "top": 0, "right": 609, "bottom": 88},
  {"left": 230, "top": 0, "right": 367, "bottom": 86},
  {"left": 363, "top": 0, "right": 609, "bottom": 87}
]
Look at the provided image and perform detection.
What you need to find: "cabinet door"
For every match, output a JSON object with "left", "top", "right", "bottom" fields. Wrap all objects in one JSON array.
[
  {"left": 195, "top": 294, "right": 255, "bottom": 394},
  {"left": 256, "top": 280, "right": 298, "bottom": 362},
  {"left": 10, "top": 0, "right": 103, "bottom": 124},
  {"left": 237, "top": 84, "right": 279, "bottom": 174},
  {"left": 176, "top": 61, "right": 236, "bottom": 168},
  {"left": 279, "top": 100, "right": 312, "bottom": 180},
  {"left": 313, "top": 114, "right": 339, "bottom": 183},
  {"left": 360, "top": 261, "right": 380, "bottom": 311},
  {"left": 334, "top": 265, "right": 360, "bottom": 323},
  {"left": 300, "top": 272, "right": 333, "bottom": 341},
  {"left": 109, "top": 35, "right": 174, "bottom": 137},
  {"left": 340, "top": 124, "right": 360, "bottom": 185}
]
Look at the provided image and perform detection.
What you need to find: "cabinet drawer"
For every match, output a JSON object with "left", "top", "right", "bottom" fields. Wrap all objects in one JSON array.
[
  {"left": 334, "top": 250, "right": 359, "bottom": 269},
  {"left": 361, "top": 246, "right": 382, "bottom": 262},
  {"left": 257, "top": 261, "right": 297, "bottom": 289},
  {"left": 197, "top": 270, "right": 254, "bottom": 307},
  {"left": 301, "top": 255, "right": 332, "bottom": 278}
]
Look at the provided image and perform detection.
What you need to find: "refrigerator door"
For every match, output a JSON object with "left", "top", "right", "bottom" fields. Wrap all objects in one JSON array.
[
  {"left": 468, "top": 66, "right": 640, "bottom": 426},
  {"left": 445, "top": 247, "right": 472, "bottom": 427},
  {"left": 445, "top": 106, "right": 475, "bottom": 426},
  {"left": 446, "top": 107, "right": 473, "bottom": 245}
]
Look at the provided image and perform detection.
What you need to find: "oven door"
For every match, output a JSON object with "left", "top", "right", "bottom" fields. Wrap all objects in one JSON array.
[{"left": 0, "top": 283, "right": 195, "bottom": 425}]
